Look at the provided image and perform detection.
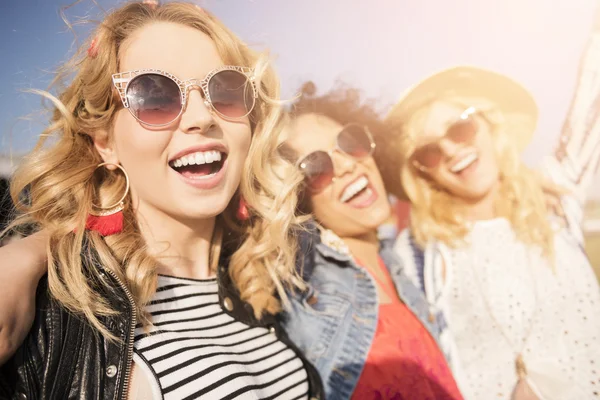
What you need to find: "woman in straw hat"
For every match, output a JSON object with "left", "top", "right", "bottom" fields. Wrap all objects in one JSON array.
[{"left": 377, "top": 40, "right": 600, "bottom": 400}]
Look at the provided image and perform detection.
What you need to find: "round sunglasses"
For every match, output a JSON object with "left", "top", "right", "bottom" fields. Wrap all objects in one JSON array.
[
  {"left": 297, "top": 124, "right": 376, "bottom": 192},
  {"left": 112, "top": 65, "right": 257, "bottom": 126},
  {"left": 411, "top": 107, "right": 479, "bottom": 171}
]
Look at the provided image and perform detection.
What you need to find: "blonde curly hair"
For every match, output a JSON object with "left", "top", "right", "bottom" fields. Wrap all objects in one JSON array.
[
  {"left": 379, "top": 95, "right": 559, "bottom": 259},
  {"left": 7, "top": 1, "right": 305, "bottom": 339}
]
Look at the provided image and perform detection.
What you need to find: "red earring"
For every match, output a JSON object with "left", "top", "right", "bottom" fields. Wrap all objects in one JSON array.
[
  {"left": 86, "top": 163, "right": 129, "bottom": 236},
  {"left": 236, "top": 197, "right": 250, "bottom": 221}
]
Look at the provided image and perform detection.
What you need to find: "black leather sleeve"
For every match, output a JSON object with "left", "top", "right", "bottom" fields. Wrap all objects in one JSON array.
[
  {"left": 0, "top": 276, "right": 117, "bottom": 400},
  {"left": 0, "top": 277, "right": 51, "bottom": 399}
]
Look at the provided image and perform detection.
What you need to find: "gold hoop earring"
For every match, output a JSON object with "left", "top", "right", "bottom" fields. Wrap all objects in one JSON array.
[
  {"left": 89, "top": 162, "right": 130, "bottom": 216},
  {"left": 85, "top": 162, "right": 129, "bottom": 236}
]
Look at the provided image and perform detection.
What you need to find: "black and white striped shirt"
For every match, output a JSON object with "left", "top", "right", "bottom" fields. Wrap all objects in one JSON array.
[{"left": 133, "top": 275, "right": 310, "bottom": 400}]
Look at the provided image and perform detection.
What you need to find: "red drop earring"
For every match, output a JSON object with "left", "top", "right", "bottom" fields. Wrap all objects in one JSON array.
[{"left": 236, "top": 196, "right": 250, "bottom": 221}]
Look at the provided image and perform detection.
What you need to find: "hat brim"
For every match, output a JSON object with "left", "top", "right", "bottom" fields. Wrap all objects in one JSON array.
[{"left": 386, "top": 65, "right": 538, "bottom": 150}]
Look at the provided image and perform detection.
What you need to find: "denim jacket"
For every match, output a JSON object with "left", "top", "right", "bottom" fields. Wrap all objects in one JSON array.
[{"left": 281, "top": 224, "right": 448, "bottom": 400}]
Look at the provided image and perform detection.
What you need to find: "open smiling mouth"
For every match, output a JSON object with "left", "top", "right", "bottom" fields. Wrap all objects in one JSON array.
[
  {"left": 339, "top": 175, "right": 378, "bottom": 208},
  {"left": 450, "top": 152, "right": 479, "bottom": 175},
  {"left": 169, "top": 150, "right": 227, "bottom": 179}
]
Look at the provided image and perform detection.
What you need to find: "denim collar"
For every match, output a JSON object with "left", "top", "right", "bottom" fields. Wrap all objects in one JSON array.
[{"left": 313, "top": 222, "right": 398, "bottom": 265}]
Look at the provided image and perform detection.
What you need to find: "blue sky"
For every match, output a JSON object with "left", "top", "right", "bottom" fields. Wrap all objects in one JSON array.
[{"left": 1, "top": 0, "right": 598, "bottom": 167}]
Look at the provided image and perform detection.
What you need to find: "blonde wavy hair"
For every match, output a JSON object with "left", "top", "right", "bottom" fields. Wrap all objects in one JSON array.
[
  {"left": 7, "top": 1, "right": 305, "bottom": 339},
  {"left": 379, "top": 95, "right": 559, "bottom": 259}
]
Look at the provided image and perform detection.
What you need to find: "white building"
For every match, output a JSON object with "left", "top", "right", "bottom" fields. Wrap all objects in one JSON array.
[{"left": 0, "top": 153, "right": 22, "bottom": 178}]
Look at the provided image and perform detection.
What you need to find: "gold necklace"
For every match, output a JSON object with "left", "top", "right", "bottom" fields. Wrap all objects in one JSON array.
[{"left": 467, "top": 248, "right": 541, "bottom": 400}]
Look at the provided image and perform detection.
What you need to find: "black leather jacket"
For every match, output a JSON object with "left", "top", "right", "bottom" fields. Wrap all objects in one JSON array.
[{"left": 0, "top": 239, "right": 325, "bottom": 400}]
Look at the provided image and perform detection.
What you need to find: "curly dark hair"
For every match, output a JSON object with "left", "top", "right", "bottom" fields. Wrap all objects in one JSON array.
[
  {"left": 280, "top": 81, "right": 393, "bottom": 214},
  {"left": 288, "top": 81, "right": 387, "bottom": 130}
]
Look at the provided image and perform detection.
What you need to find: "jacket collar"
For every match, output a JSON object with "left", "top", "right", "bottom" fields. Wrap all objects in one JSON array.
[
  {"left": 215, "top": 232, "right": 279, "bottom": 327},
  {"left": 83, "top": 232, "right": 277, "bottom": 328},
  {"left": 298, "top": 220, "right": 403, "bottom": 278},
  {"left": 312, "top": 221, "right": 396, "bottom": 263}
]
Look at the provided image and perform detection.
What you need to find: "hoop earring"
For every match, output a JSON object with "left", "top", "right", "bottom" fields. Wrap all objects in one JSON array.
[{"left": 85, "top": 162, "right": 130, "bottom": 236}]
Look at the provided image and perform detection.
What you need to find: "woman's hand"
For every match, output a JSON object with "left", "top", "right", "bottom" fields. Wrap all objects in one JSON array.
[
  {"left": 0, "top": 230, "right": 49, "bottom": 365},
  {"left": 541, "top": 179, "right": 568, "bottom": 219}
]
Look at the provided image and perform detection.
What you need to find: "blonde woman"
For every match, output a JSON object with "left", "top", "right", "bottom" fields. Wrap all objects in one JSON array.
[
  {"left": 0, "top": 2, "right": 323, "bottom": 399},
  {"left": 378, "top": 53, "right": 600, "bottom": 400}
]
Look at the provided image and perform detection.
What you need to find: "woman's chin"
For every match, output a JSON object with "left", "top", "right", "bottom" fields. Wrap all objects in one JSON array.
[{"left": 452, "top": 185, "right": 497, "bottom": 204}]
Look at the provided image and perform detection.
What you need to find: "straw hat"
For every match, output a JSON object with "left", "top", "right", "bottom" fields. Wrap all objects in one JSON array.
[{"left": 386, "top": 65, "right": 538, "bottom": 151}]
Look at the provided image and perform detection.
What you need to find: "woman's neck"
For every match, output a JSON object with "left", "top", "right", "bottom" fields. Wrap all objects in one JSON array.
[
  {"left": 136, "top": 207, "right": 217, "bottom": 280},
  {"left": 342, "top": 229, "right": 399, "bottom": 304},
  {"left": 342, "top": 230, "right": 380, "bottom": 270},
  {"left": 462, "top": 181, "right": 500, "bottom": 222},
  {"left": 465, "top": 195, "right": 496, "bottom": 221}
]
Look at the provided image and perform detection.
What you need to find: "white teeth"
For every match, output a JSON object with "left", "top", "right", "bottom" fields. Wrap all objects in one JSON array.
[
  {"left": 170, "top": 150, "right": 223, "bottom": 168},
  {"left": 450, "top": 153, "right": 478, "bottom": 173},
  {"left": 340, "top": 176, "right": 369, "bottom": 203}
]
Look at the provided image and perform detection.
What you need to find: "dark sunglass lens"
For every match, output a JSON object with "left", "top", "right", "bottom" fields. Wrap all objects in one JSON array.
[
  {"left": 299, "top": 151, "right": 334, "bottom": 192},
  {"left": 208, "top": 70, "right": 255, "bottom": 118},
  {"left": 413, "top": 143, "right": 443, "bottom": 169},
  {"left": 448, "top": 118, "right": 477, "bottom": 143},
  {"left": 126, "top": 74, "right": 182, "bottom": 125},
  {"left": 338, "top": 125, "right": 373, "bottom": 158}
]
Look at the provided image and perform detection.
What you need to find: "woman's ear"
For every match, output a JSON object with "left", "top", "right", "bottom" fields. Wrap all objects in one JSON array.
[{"left": 90, "top": 128, "right": 120, "bottom": 169}]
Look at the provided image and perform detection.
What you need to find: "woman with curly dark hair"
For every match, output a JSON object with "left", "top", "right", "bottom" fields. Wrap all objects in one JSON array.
[{"left": 280, "top": 82, "right": 463, "bottom": 400}]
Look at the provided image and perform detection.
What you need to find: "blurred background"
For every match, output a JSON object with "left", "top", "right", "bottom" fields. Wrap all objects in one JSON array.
[{"left": 0, "top": 0, "right": 598, "bottom": 277}]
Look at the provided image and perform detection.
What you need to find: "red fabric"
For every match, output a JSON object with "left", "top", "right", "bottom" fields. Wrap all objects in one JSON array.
[
  {"left": 85, "top": 211, "right": 123, "bottom": 236},
  {"left": 352, "top": 258, "right": 463, "bottom": 400},
  {"left": 393, "top": 199, "right": 410, "bottom": 232}
]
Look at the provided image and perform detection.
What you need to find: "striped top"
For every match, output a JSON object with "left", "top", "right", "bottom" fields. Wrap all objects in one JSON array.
[{"left": 132, "top": 275, "right": 310, "bottom": 400}]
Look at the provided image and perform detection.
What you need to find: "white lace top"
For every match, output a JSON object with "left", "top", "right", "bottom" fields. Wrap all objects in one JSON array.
[{"left": 438, "top": 219, "right": 600, "bottom": 400}]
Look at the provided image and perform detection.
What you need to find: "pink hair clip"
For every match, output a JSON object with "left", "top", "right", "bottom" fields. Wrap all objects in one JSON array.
[
  {"left": 87, "top": 37, "right": 99, "bottom": 58},
  {"left": 142, "top": 0, "right": 159, "bottom": 9}
]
